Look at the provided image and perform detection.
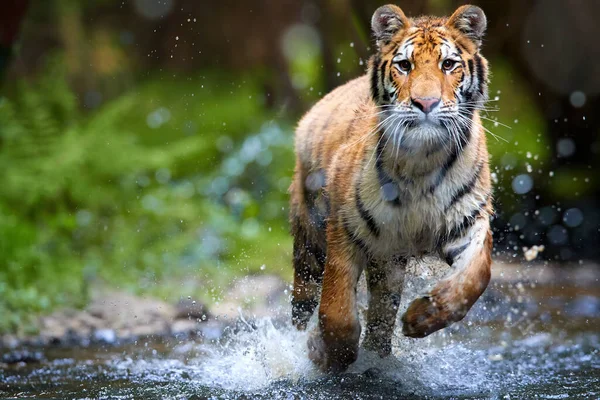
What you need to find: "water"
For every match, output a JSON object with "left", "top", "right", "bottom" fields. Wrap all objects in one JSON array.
[{"left": 1, "top": 265, "right": 599, "bottom": 399}]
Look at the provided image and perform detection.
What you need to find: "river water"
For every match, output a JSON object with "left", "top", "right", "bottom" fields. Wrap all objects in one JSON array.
[{"left": 1, "top": 263, "right": 599, "bottom": 399}]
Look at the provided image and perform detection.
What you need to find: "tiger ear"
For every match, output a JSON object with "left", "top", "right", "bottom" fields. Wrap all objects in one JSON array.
[
  {"left": 447, "top": 5, "right": 487, "bottom": 46},
  {"left": 371, "top": 5, "right": 410, "bottom": 48}
]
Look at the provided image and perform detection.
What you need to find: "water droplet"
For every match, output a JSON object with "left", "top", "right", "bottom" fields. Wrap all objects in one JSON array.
[
  {"left": 563, "top": 208, "right": 583, "bottom": 228},
  {"left": 512, "top": 174, "right": 533, "bottom": 194},
  {"left": 569, "top": 91, "right": 586, "bottom": 108},
  {"left": 547, "top": 225, "right": 568, "bottom": 245},
  {"left": 557, "top": 138, "right": 576, "bottom": 158}
]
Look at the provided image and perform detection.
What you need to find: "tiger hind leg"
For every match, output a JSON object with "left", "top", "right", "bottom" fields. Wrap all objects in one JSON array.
[{"left": 291, "top": 217, "right": 325, "bottom": 330}]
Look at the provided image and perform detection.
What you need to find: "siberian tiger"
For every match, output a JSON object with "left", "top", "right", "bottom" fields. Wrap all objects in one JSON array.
[{"left": 289, "top": 4, "right": 493, "bottom": 372}]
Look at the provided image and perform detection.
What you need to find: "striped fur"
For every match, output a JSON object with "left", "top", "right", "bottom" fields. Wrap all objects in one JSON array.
[{"left": 290, "top": 5, "right": 493, "bottom": 372}]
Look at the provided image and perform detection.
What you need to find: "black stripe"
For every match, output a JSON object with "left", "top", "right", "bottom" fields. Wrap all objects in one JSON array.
[
  {"left": 444, "top": 203, "right": 485, "bottom": 244},
  {"left": 459, "top": 104, "right": 474, "bottom": 147},
  {"left": 445, "top": 162, "right": 483, "bottom": 212},
  {"left": 466, "top": 59, "right": 475, "bottom": 96},
  {"left": 356, "top": 185, "right": 380, "bottom": 237},
  {"left": 405, "top": 32, "right": 421, "bottom": 43},
  {"left": 370, "top": 55, "right": 381, "bottom": 101},
  {"left": 375, "top": 133, "right": 388, "bottom": 185},
  {"left": 430, "top": 146, "right": 460, "bottom": 193},
  {"left": 444, "top": 242, "right": 469, "bottom": 265},
  {"left": 380, "top": 60, "right": 390, "bottom": 103},
  {"left": 455, "top": 41, "right": 468, "bottom": 55},
  {"left": 342, "top": 219, "right": 370, "bottom": 255},
  {"left": 474, "top": 54, "right": 485, "bottom": 97},
  {"left": 459, "top": 70, "right": 468, "bottom": 100}
]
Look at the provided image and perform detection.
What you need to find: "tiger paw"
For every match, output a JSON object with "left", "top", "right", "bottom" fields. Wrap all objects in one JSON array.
[
  {"left": 307, "top": 329, "right": 358, "bottom": 373},
  {"left": 401, "top": 295, "right": 452, "bottom": 338},
  {"left": 307, "top": 330, "right": 327, "bottom": 370}
]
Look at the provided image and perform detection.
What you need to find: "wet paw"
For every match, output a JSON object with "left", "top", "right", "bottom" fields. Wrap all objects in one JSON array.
[
  {"left": 401, "top": 295, "right": 451, "bottom": 338},
  {"left": 307, "top": 330, "right": 326, "bottom": 370},
  {"left": 307, "top": 329, "right": 358, "bottom": 373}
]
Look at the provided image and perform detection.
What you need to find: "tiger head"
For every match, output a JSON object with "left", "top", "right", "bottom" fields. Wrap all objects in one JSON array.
[{"left": 369, "top": 4, "right": 489, "bottom": 150}]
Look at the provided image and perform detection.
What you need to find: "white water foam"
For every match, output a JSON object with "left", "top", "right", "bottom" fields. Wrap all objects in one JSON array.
[
  {"left": 111, "top": 258, "right": 591, "bottom": 396},
  {"left": 175, "top": 313, "right": 492, "bottom": 396},
  {"left": 193, "top": 318, "right": 320, "bottom": 390},
  {"left": 169, "top": 257, "right": 491, "bottom": 394}
]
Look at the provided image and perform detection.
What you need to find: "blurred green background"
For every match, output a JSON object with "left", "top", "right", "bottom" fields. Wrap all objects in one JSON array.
[{"left": 0, "top": 0, "right": 599, "bottom": 334}]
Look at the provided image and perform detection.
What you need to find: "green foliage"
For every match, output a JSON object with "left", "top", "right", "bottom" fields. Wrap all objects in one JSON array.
[{"left": 0, "top": 64, "right": 294, "bottom": 333}]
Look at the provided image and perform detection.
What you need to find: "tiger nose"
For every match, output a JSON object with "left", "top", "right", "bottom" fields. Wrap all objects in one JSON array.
[{"left": 412, "top": 97, "right": 441, "bottom": 114}]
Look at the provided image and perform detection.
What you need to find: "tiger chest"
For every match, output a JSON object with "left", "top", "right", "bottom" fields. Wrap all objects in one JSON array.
[{"left": 348, "top": 175, "right": 449, "bottom": 258}]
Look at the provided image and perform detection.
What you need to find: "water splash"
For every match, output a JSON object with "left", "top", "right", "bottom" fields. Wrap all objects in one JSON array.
[
  {"left": 193, "top": 318, "right": 319, "bottom": 390},
  {"left": 92, "top": 263, "right": 600, "bottom": 398}
]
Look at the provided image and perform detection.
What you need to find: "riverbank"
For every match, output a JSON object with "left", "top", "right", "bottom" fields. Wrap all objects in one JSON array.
[{"left": 2, "top": 260, "right": 599, "bottom": 353}]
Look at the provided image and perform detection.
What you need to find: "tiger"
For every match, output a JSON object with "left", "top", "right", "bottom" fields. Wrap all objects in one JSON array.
[{"left": 289, "top": 4, "right": 493, "bottom": 372}]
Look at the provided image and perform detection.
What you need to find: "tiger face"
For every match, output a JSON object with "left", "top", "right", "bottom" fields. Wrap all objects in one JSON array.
[{"left": 370, "top": 5, "right": 488, "bottom": 151}]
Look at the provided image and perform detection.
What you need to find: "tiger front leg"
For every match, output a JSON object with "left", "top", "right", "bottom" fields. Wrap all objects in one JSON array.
[
  {"left": 402, "top": 217, "right": 492, "bottom": 338},
  {"left": 362, "top": 257, "right": 406, "bottom": 357},
  {"left": 307, "top": 224, "right": 363, "bottom": 373}
]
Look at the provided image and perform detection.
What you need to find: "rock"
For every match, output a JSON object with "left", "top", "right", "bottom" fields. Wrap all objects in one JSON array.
[
  {"left": 1, "top": 335, "right": 20, "bottom": 349},
  {"left": 171, "top": 320, "right": 199, "bottom": 337},
  {"left": 175, "top": 299, "right": 209, "bottom": 320},
  {"left": 92, "top": 329, "right": 117, "bottom": 344},
  {"left": 2, "top": 350, "right": 44, "bottom": 364},
  {"left": 86, "top": 290, "right": 177, "bottom": 340}
]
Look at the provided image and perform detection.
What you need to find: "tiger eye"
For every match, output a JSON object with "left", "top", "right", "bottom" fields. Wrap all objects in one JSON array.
[
  {"left": 442, "top": 59, "right": 456, "bottom": 71},
  {"left": 398, "top": 60, "right": 411, "bottom": 72}
]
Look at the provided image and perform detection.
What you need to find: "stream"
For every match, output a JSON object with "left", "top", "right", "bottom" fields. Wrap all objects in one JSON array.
[{"left": 1, "top": 263, "right": 599, "bottom": 399}]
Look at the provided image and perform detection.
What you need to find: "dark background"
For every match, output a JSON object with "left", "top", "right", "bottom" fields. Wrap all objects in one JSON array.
[{"left": 1, "top": 0, "right": 599, "bottom": 333}]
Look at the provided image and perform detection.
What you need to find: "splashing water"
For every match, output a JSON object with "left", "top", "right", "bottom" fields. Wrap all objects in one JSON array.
[
  {"left": 194, "top": 318, "right": 318, "bottom": 390},
  {"left": 2, "top": 262, "right": 599, "bottom": 399}
]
